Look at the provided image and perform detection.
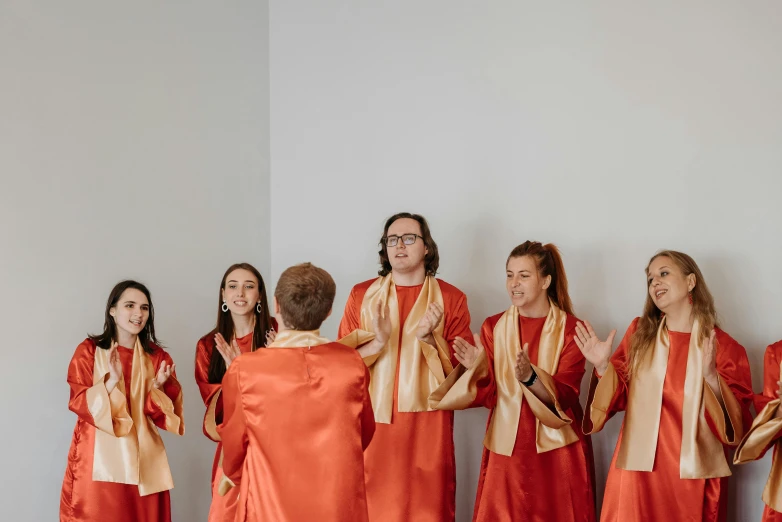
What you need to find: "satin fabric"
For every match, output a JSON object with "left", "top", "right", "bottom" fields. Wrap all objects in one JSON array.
[
  {"left": 60, "top": 339, "right": 183, "bottom": 522},
  {"left": 462, "top": 313, "right": 595, "bottom": 522},
  {"left": 339, "top": 278, "right": 473, "bottom": 522},
  {"left": 195, "top": 331, "right": 255, "bottom": 522},
  {"left": 589, "top": 319, "right": 753, "bottom": 522},
  {"left": 217, "top": 337, "right": 375, "bottom": 522},
  {"left": 734, "top": 341, "right": 782, "bottom": 521}
]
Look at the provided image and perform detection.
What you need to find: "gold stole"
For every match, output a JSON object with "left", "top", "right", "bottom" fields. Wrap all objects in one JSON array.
[
  {"left": 359, "top": 275, "right": 452, "bottom": 424},
  {"left": 90, "top": 339, "right": 184, "bottom": 496},
  {"left": 484, "top": 303, "right": 578, "bottom": 456},
  {"left": 614, "top": 317, "right": 741, "bottom": 478},
  {"left": 734, "top": 361, "right": 782, "bottom": 512}
]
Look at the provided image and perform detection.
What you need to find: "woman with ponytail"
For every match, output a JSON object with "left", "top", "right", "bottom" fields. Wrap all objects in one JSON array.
[
  {"left": 194, "top": 263, "right": 276, "bottom": 521},
  {"left": 575, "top": 250, "right": 753, "bottom": 522},
  {"left": 430, "top": 241, "right": 596, "bottom": 521}
]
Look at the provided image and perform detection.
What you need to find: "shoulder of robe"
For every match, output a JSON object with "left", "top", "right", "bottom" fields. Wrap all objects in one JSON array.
[
  {"left": 714, "top": 328, "right": 745, "bottom": 353},
  {"left": 564, "top": 313, "right": 581, "bottom": 334},
  {"left": 197, "top": 332, "right": 216, "bottom": 350},
  {"left": 434, "top": 278, "right": 468, "bottom": 303},
  {"left": 483, "top": 312, "right": 505, "bottom": 332},
  {"left": 766, "top": 340, "right": 782, "bottom": 358},
  {"left": 76, "top": 337, "right": 98, "bottom": 354}
]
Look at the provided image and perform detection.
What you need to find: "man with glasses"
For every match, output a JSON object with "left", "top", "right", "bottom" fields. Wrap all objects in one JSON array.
[{"left": 339, "top": 212, "right": 473, "bottom": 522}]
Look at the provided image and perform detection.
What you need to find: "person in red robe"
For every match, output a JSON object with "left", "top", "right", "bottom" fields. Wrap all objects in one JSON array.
[
  {"left": 338, "top": 212, "right": 473, "bottom": 522},
  {"left": 575, "top": 250, "right": 753, "bottom": 522},
  {"left": 60, "top": 280, "right": 184, "bottom": 522},
  {"left": 735, "top": 340, "right": 782, "bottom": 521},
  {"left": 429, "top": 241, "right": 596, "bottom": 522},
  {"left": 194, "top": 263, "right": 276, "bottom": 522},
  {"left": 218, "top": 262, "right": 376, "bottom": 522}
]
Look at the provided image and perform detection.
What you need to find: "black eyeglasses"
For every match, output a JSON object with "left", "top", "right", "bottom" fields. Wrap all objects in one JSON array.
[{"left": 383, "top": 234, "right": 424, "bottom": 247}]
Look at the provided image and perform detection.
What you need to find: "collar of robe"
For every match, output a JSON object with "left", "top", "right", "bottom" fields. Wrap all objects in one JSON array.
[
  {"left": 91, "top": 338, "right": 183, "bottom": 496},
  {"left": 267, "top": 330, "right": 332, "bottom": 348},
  {"left": 619, "top": 317, "right": 732, "bottom": 478},
  {"left": 484, "top": 302, "right": 579, "bottom": 456},
  {"left": 358, "top": 275, "right": 452, "bottom": 424}
]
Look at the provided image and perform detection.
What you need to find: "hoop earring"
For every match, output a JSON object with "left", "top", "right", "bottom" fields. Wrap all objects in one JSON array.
[
  {"left": 256, "top": 302, "right": 262, "bottom": 314},
  {"left": 222, "top": 302, "right": 229, "bottom": 312}
]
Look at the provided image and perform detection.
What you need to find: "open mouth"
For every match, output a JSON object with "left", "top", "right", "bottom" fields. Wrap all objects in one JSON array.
[
  {"left": 234, "top": 300, "right": 247, "bottom": 306},
  {"left": 655, "top": 289, "right": 667, "bottom": 299}
]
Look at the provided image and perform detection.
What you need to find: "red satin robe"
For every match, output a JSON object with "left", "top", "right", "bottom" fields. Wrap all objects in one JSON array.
[
  {"left": 194, "top": 331, "right": 255, "bottom": 521},
  {"left": 60, "top": 339, "right": 182, "bottom": 522},
  {"left": 750, "top": 341, "right": 782, "bottom": 522},
  {"left": 595, "top": 319, "right": 753, "bottom": 522},
  {"left": 218, "top": 340, "right": 376, "bottom": 521},
  {"left": 338, "top": 278, "right": 474, "bottom": 522},
  {"left": 469, "top": 313, "right": 596, "bottom": 522}
]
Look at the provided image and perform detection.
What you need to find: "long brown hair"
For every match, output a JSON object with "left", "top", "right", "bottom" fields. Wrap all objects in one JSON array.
[
  {"left": 378, "top": 212, "right": 439, "bottom": 277},
  {"left": 629, "top": 250, "right": 718, "bottom": 374},
  {"left": 207, "top": 263, "right": 272, "bottom": 383},
  {"left": 506, "top": 241, "right": 574, "bottom": 315},
  {"left": 90, "top": 280, "right": 161, "bottom": 354}
]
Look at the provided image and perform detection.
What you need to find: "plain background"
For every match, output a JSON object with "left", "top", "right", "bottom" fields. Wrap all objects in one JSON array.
[{"left": 2, "top": 1, "right": 782, "bottom": 521}]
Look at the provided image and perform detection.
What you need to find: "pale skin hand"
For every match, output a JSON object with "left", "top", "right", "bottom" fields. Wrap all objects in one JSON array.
[
  {"left": 416, "top": 302, "right": 444, "bottom": 346},
  {"left": 358, "top": 300, "right": 392, "bottom": 358},
  {"left": 515, "top": 343, "right": 555, "bottom": 408},
  {"left": 573, "top": 321, "right": 617, "bottom": 377},
  {"left": 105, "top": 342, "right": 123, "bottom": 393},
  {"left": 702, "top": 330, "right": 726, "bottom": 410},
  {"left": 152, "top": 360, "right": 176, "bottom": 389},
  {"left": 265, "top": 328, "right": 277, "bottom": 346},
  {"left": 215, "top": 333, "right": 242, "bottom": 368},
  {"left": 453, "top": 335, "right": 483, "bottom": 369}
]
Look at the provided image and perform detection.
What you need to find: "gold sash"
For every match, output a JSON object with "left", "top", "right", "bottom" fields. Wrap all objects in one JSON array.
[
  {"left": 357, "top": 275, "right": 451, "bottom": 424},
  {"left": 430, "top": 303, "right": 577, "bottom": 456},
  {"left": 588, "top": 318, "right": 742, "bottom": 478},
  {"left": 734, "top": 361, "right": 782, "bottom": 512},
  {"left": 90, "top": 339, "right": 184, "bottom": 496}
]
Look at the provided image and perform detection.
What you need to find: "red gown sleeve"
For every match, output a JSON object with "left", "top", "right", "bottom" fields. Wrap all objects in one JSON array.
[
  {"left": 143, "top": 350, "right": 185, "bottom": 435},
  {"left": 218, "top": 360, "right": 249, "bottom": 485},
  {"left": 195, "top": 336, "right": 223, "bottom": 441},
  {"left": 360, "top": 364, "right": 376, "bottom": 450},
  {"left": 443, "top": 292, "right": 474, "bottom": 367},
  {"left": 67, "top": 340, "right": 133, "bottom": 437},
  {"left": 338, "top": 286, "right": 361, "bottom": 339}
]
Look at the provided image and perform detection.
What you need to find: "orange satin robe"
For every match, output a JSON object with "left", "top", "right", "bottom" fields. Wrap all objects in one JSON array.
[
  {"left": 595, "top": 319, "right": 753, "bottom": 522},
  {"left": 218, "top": 341, "right": 376, "bottom": 521},
  {"left": 338, "top": 278, "right": 473, "bottom": 522},
  {"left": 470, "top": 313, "right": 596, "bottom": 522},
  {"left": 751, "top": 341, "right": 782, "bottom": 522},
  {"left": 60, "top": 339, "right": 182, "bottom": 522},
  {"left": 194, "top": 331, "right": 255, "bottom": 522}
]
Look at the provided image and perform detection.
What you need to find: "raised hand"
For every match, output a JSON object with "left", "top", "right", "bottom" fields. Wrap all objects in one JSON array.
[
  {"left": 106, "top": 341, "right": 123, "bottom": 393},
  {"left": 357, "top": 300, "right": 393, "bottom": 359},
  {"left": 153, "top": 360, "right": 176, "bottom": 389},
  {"left": 453, "top": 335, "right": 483, "bottom": 369},
  {"left": 215, "top": 333, "right": 242, "bottom": 368},
  {"left": 702, "top": 329, "right": 718, "bottom": 382},
  {"left": 515, "top": 343, "right": 533, "bottom": 383},
  {"left": 416, "top": 302, "right": 444, "bottom": 344},
  {"left": 573, "top": 321, "right": 616, "bottom": 376}
]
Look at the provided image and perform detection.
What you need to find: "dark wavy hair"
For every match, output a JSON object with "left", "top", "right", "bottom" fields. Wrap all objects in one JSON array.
[
  {"left": 207, "top": 263, "right": 273, "bottom": 383},
  {"left": 89, "top": 280, "right": 160, "bottom": 354},
  {"left": 377, "top": 212, "right": 439, "bottom": 276}
]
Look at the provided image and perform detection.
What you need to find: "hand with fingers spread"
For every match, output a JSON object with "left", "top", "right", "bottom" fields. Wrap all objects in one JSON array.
[
  {"left": 453, "top": 335, "right": 483, "bottom": 369},
  {"left": 265, "top": 328, "right": 277, "bottom": 347},
  {"left": 358, "top": 300, "right": 392, "bottom": 358},
  {"left": 215, "top": 333, "right": 242, "bottom": 368},
  {"left": 153, "top": 360, "right": 176, "bottom": 389},
  {"left": 573, "top": 320, "right": 616, "bottom": 377},
  {"left": 701, "top": 330, "right": 718, "bottom": 383},
  {"left": 515, "top": 344, "right": 533, "bottom": 383},
  {"left": 416, "top": 302, "right": 444, "bottom": 345},
  {"left": 105, "top": 341, "right": 123, "bottom": 393}
]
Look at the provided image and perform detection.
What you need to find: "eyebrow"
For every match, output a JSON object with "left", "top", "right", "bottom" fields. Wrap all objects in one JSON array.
[
  {"left": 123, "top": 301, "right": 149, "bottom": 306},
  {"left": 227, "top": 280, "right": 256, "bottom": 284}
]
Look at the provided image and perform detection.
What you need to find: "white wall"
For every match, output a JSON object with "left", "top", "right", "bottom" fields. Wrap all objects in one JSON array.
[
  {"left": 269, "top": 1, "right": 782, "bottom": 520},
  {"left": 0, "top": 2, "right": 269, "bottom": 520}
]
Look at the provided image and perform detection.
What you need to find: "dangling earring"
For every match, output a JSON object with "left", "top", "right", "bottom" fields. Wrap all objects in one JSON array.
[
  {"left": 222, "top": 301, "right": 229, "bottom": 312},
  {"left": 688, "top": 292, "right": 693, "bottom": 305},
  {"left": 256, "top": 302, "right": 262, "bottom": 314}
]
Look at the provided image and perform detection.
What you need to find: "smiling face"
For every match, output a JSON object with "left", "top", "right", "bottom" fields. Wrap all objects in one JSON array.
[
  {"left": 506, "top": 255, "right": 551, "bottom": 311},
  {"left": 222, "top": 268, "right": 261, "bottom": 316},
  {"left": 647, "top": 255, "right": 696, "bottom": 313},
  {"left": 109, "top": 288, "right": 150, "bottom": 340},
  {"left": 386, "top": 218, "right": 428, "bottom": 275}
]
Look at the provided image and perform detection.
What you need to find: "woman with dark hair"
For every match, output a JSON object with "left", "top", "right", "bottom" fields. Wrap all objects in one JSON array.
[
  {"left": 194, "top": 263, "right": 275, "bottom": 522},
  {"left": 576, "top": 250, "right": 753, "bottom": 522},
  {"left": 430, "top": 241, "right": 596, "bottom": 521},
  {"left": 60, "top": 280, "right": 184, "bottom": 522}
]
